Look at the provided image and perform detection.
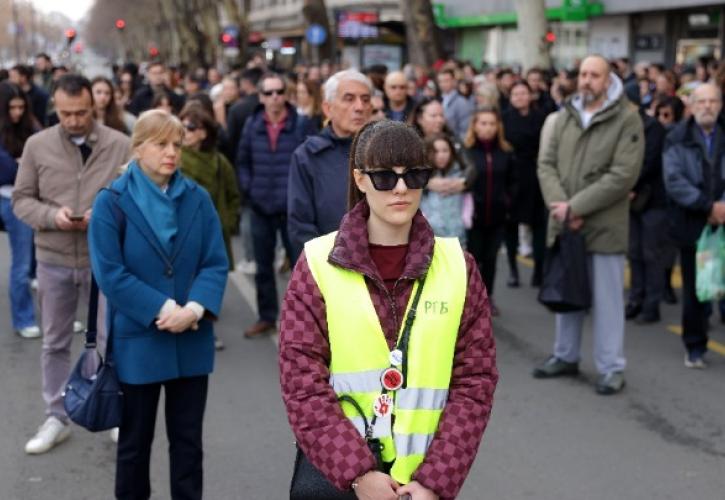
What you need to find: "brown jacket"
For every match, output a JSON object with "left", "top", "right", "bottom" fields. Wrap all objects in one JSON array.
[{"left": 13, "top": 121, "right": 131, "bottom": 268}]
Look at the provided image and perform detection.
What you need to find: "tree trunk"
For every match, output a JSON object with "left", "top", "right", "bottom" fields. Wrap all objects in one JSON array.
[
  {"left": 400, "top": 0, "right": 443, "bottom": 68},
  {"left": 514, "top": 0, "right": 551, "bottom": 70},
  {"left": 302, "top": 0, "right": 334, "bottom": 64}
]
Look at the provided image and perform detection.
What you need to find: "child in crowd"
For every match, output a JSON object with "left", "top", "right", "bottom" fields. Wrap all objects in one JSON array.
[{"left": 420, "top": 133, "right": 467, "bottom": 246}]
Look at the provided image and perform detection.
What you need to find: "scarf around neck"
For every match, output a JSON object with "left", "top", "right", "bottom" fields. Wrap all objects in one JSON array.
[{"left": 127, "top": 160, "right": 186, "bottom": 255}]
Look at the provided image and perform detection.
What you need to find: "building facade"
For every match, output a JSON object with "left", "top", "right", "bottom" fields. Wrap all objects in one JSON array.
[{"left": 436, "top": 0, "right": 725, "bottom": 69}]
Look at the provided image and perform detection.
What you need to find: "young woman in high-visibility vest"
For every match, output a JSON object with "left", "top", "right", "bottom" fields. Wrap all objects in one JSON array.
[{"left": 279, "top": 119, "right": 498, "bottom": 500}]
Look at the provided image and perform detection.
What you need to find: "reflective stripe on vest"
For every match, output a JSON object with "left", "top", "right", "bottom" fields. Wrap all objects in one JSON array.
[{"left": 305, "top": 231, "right": 467, "bottom": 485}]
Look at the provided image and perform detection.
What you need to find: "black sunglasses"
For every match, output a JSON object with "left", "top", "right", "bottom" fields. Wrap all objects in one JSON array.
[
  {"left": 362, "top": 168, "right": 433, "bottom": 191},
  {"left": 262, "top": 88, "right": 285, "bottom": 96},
  {"left": 184, "top": 123, "right": 199, "bottom": 132}
]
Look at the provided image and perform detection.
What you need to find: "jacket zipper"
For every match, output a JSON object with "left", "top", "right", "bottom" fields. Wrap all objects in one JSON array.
[{"left": 485, "top": 151, "right": 493, "bottom": 225}]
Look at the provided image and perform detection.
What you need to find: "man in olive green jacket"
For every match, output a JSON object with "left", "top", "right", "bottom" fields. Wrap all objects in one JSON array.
[{"left": 534, "top": 55, "right": 644, "bottom": 395}]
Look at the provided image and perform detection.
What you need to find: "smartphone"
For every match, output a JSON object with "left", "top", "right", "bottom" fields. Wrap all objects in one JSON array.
[{"left": 69, "top": 214, "right": 85, "bottom": 221}]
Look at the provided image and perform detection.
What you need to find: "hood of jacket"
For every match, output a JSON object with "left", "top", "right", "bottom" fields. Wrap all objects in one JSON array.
[
  {"left": 326, "top": 199, "right": 435, "bottom": 283},
  {"left": 568, "top": 72, "right": 625, "bottom": 127}
]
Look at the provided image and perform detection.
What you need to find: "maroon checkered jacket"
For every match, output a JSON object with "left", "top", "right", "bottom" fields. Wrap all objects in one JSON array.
[{"left": 279, "top": 200, "right": 498, "bottom": 499}]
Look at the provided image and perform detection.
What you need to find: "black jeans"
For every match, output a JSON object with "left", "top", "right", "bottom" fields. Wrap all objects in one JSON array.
[
  {"left": 679, "top": 246, "right": 709, "bottom": 356},
  {"left": 468, "top": 224, "right": 505, "bottom": 296},
  {"left": 116, "top": 375, "right": 209, "bottom": 500},
  {"left": 251, "top": 208, "right": 293, "bottom": 323},
  {"left": 628, "top": 208, "right": 667, "bottom": 315}
]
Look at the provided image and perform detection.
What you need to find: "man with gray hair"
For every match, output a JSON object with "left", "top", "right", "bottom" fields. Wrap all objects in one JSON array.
[
  {"left": 287, "top": 69, "right": 372, "bottom": 261},
  {"left": 663, "top": 83, "right": 725, "bottom": 369},
  {"left": 535, "top": 55, "right": 644, "bottom": 395}
]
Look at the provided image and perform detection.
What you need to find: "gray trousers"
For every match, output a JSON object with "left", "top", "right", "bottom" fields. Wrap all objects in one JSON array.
[
  {"left": 554, "top": 253, "right": 626, "bottom": 375},
  {"left": 37, "top": 262, "right": 106, "bottom": 420}
]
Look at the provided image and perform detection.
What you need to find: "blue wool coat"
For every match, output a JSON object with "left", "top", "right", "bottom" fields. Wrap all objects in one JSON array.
[{"left": 88, "top": 172, "right": 229, "bottom": 384}]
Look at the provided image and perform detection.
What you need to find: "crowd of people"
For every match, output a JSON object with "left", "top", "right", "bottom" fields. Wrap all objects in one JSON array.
[{"left": 0, "top": 48, "right": 724, "bottom": 498}]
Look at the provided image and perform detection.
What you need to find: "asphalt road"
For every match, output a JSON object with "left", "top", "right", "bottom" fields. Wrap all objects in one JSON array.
[{"left": 1, "top": 234, "right": 724, "bottom": 499}]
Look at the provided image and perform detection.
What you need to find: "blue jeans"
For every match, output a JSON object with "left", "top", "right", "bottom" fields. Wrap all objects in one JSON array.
[
  {"left": 0, "top": 196, "right": 36, "bottom": 329},
  {"left": 251, "top": 209, "right": 292, "bottom": 323}
]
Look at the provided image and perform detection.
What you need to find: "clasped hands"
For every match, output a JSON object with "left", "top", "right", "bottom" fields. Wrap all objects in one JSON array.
[
  {"left": 550, "top": 201, "right": 583, "bottom": 231},
  {"left": 156, "top": 304, "right": 199, "bottom": 333},
  {"left": 354, "top": 471, "right": 438, "bottom": 500}
]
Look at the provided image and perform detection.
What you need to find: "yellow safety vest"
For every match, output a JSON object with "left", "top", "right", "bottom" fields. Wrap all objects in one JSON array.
[{"left": 304, "top": 231, "right": 467, "bottom": 485}]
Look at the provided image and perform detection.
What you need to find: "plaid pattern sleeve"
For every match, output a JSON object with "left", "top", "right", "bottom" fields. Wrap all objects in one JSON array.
[
  {"left": 412, "top": 251, "right": 499, "bottom": 499},
  {"left": 279, "top": 252, "right": 378, "bottom": 491}
]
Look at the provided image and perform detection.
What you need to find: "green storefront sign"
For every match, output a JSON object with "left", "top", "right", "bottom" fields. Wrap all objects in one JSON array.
[{"left": 433, "top": 0, "right": 604, "bottom": 28}]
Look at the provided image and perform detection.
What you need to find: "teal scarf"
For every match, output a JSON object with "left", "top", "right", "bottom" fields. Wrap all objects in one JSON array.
[{"left": 127, "top": 160, "right": 186, "bottom": 255}]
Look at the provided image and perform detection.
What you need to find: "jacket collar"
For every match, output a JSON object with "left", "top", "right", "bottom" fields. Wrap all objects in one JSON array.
[
  {"left": 307, "top": 125, "right": 353, "bottom": 155},
  {"left": 58, "top": 120, "right": 103, "bottom": 149},
  {"left": 110, "top": 172, "right": 202, "bottom": 263},
  {"left": 252, "top": 102, "right": 298, "bottom": 132},
  {"left": 327, "top": 199, "right": 435, "bottom": 283}
]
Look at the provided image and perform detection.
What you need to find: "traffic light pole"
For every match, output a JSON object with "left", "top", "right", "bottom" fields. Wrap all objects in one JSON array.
[{"left": 11, "top": 0, "right": 20, "bottom": 62}]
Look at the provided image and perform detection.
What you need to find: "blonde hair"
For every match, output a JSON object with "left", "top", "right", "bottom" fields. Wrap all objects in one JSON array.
[
  {"left": 463, "top": 106, "right": 513, "bottom": 152},
  {"left": 131, "top": 109, "right": 184, "bottom": 151}
]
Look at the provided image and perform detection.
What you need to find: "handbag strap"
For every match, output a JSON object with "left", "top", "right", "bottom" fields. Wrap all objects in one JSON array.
[
  {"left": 338, "top": 394, "right": 370, "bottom": 435},
  {"left": 396, "top": 274, "right": 427, "bottom": 389}
]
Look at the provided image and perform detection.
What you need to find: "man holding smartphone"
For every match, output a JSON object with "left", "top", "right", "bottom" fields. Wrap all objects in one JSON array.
[{"left": 12, "top": 74, "right": 131, "bottom": 454}]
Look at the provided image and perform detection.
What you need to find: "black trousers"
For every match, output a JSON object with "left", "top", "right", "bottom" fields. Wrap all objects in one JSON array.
[
  {"left": 628, "top": 209, "right": 667, "bottom": 315},
  {"left": 679, "top": 246, "right": 709, "bottom": 355},
  {"left": 468, "top": 224, "right": 505, "bottom": 296},
  {"left": 116, "top": 375, "right": 209, "bottom": 500}
]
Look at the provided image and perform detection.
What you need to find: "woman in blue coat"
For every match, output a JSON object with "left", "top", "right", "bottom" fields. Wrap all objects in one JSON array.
[{"left": 88, "top": 109, "right": 228, "bottom": 500}]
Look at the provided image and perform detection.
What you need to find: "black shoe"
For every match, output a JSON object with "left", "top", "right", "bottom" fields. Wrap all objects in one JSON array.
[
  {"left": 625, "top": 302, "right": 642, "bottom": 320},
  {"left": 532, "top": 356, "right": 579, "bottom": 379},
  {"left": 530, "top": 273, "right": 542, "bottom": 287},
  {"left": 663, "top": 288, "right": 678, "bottom": 305},
  {"left": 635, "top": 311, "right": 660, "bottom": 324},
  {"left": 507, "top": 275, "right": 520, "bottom": 288},
  {"left": 595, "top": 372, "right": 626, "bottom": 395}
]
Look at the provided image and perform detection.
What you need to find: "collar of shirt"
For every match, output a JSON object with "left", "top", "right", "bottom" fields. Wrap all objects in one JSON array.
[{"left": 264, "top": 108, "right": 288, "bottom": 128}]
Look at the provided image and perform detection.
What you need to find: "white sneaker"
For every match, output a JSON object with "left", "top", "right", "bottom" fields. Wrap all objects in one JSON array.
[
  {"left": 25, "top": 416, "right": 71, "bottom": 454},
  {"left": 237, "top": 260, "right": 257, "bottom": 274},
  {"left": 109, "top": 427, "right": 119, "bottom": 443},
  {"left": 17, "top": 325, "right": 41, "bottom": 339},
  {"left": 73, "top": 321, "right": 84, "bottom": 333}
]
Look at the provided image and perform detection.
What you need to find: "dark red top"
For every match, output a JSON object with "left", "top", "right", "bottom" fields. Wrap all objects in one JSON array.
[
  {"left": 369, "top": 243, "right": 409, "bottom": 292},
  {"left": 264, "top": 108, "right": 288, "bottom": 151}
]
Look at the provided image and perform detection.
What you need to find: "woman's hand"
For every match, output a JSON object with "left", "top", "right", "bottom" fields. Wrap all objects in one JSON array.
[
  {"left": 426, "top": 177, "right": 465, "bottom": 196},
  {"left": 353, "top": 471, "right": 399, "bottom": 500},
  {"left": 396, "top": 480, "right": 439, "bottom": 499},
  {"left": 156, "top": 307, "right": 199, "bottom": 333}
]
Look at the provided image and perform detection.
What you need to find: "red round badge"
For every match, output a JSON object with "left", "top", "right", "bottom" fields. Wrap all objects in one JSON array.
[{"left": 381, "top": 367, "right": 404, "bottom": 391}]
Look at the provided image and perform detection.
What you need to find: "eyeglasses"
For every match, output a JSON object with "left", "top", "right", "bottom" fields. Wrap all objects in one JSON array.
[
  {"left": 362, "top": 168, "right": 433, "bottom": 191},
  {"left": 373, "top": 108, "right": 385, "bottom": 114},
  {"left": 184, "top": 123, "right": 199, "bottom": 132},
  {"left": 262, "top": 88, "right": 285, "bottom": 96}
]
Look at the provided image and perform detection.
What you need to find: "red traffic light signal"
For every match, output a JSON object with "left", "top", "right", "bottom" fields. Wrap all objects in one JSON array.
[
  {"left": 545, "top": 31, "right": 557, "bottom": 43},
  {"left": 65, "top": 28, "right": 77, "bottom": 47},
  {"left": 115, "top": 19, "right": 126, "bottom": 30},
  {"left": 221, "top": 33, "right": 233, "bottom": 44},
  {"left": 148, "top": 46, "right": 159, "bottom": 57}
]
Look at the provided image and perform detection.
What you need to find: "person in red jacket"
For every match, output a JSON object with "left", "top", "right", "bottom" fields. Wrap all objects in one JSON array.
[{"left": 279, "top": 120, "right": 498, "bottom": 500}]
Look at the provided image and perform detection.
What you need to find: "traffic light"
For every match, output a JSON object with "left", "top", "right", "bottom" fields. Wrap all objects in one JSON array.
[
  {"left": 544, "top": 30, "right": 557, "bottom": 44},
  {"left": 148, "top": 46, "right": 159, "bottom": 57},
  {"left": 65, "top": 28, "right": 76, "bottom": 47},
  {"left": 219, "top": 27, "right": 240, "bottom": 48},
  {"left": 115, "top": 19, "right": 126, "bottom": 31}
]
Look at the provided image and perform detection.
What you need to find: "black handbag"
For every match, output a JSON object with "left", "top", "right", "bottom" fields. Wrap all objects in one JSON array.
[
  {"left": 289, "top": 397, "right": 383, "bottom": 500},
  {"left": 538, "top": 224, "right": 591, "bottom": 313},
  {"left": 63, "top": 276, "right": 123, "bottom": 432}
]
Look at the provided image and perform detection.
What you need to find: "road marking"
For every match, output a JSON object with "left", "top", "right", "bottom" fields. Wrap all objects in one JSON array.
[
  {"left": 228, "top": 267, "right": 280, "bottom": 347},
  {"left": 666, "top": 325, "right": 725, "bottom": 356}
]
